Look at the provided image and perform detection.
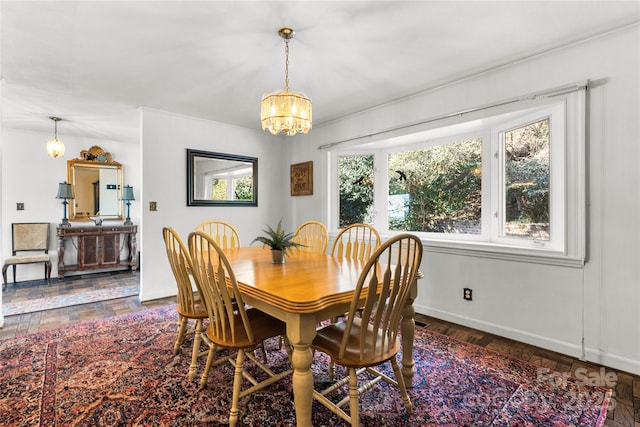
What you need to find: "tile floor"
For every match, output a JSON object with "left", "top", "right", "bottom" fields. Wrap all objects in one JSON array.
[{"left": 1, "top": 271, "right": 638, "bottom": 426}]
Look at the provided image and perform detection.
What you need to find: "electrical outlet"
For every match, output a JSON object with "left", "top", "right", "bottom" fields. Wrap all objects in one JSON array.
[
  {"left": 149, "top": 201, "right": 157, "bottom": 212},
  {"left": 463, "top": 288, "right": 473, "bottom": 301}
]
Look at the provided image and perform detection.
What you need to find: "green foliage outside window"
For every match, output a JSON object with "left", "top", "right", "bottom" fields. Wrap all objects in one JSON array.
[
  {"left": 338, "top": 155, "right": 374, "bottom": 227},
  {"left": 388, "top": 139, "right": 482, "bottom": 233},
  {"left": 504, "top": 119, "right": 550, "bottom": 224}
]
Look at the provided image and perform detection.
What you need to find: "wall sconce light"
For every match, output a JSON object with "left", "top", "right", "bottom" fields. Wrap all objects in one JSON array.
[
  {"left": 56, "top": 181, "right": 75, "bottom": 228},
  {"left": 47, "top": 117, "right": 65, "bottom": 158},
  {"left": 120, "top": 185, "right": 135, "bottom": 225}
]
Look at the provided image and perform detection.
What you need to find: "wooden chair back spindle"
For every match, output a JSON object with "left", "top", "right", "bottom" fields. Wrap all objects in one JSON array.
[
  {"left": 293, "top": 220, "right": 328, "bottom": 254},
  {"left": 331, "top": 223, "right": 381, "bottom": 261},
  {"left": 194, "top": 220, "right": 241, "bottom": 251}
]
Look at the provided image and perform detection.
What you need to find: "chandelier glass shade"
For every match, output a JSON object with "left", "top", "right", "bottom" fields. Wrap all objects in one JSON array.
[
  {"left": 46, "top": 117, "right": 65, "bottom": 158},
  {"left": 261, "top": 89, "right": 312, "bottom": 136},
  {"left": 260, "top": 28, "right": 312, "bottom": 136}
]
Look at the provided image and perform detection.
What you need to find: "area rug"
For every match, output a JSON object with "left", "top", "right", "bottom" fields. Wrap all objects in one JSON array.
[
  {"left": 1, "top": 285, "right": 138, "bottom": 316},
  {"left": 0, "top": 306, "right": 611, "bottom": 426}
]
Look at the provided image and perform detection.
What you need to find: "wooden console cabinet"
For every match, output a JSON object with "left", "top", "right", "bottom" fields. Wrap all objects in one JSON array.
[{"left": 57, "top": 225, "right": 137, "bottom": 278}]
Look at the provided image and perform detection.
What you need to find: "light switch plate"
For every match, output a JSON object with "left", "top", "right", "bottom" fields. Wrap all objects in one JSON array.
[
  {"left": 16, "top": 202, "right": 24, "bottom": 211},
  {"left": 149, "top": 201, "right": 157, "bottom": 212}
]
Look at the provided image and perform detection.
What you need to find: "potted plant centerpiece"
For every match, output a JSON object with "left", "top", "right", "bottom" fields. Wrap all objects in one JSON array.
[{"left": 252, "top": 219, "right": 303, "bottom": 264}]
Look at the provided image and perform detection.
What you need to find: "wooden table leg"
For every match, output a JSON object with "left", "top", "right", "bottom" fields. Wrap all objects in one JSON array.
[
  {"left": 287, "top": 314, "right": 316, "bottom": 427},
  {"left": 401, "top": 277, "right": 419, "bottom": 387}
]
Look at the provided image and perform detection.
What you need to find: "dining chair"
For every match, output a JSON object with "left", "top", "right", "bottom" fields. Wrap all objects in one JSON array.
[
  {"left": 293, "top": 220, "right": 328, "bottom": 254},
  {"left": 188, "top": 230, "right": 292, "bottom": 427},
  {"left": 2, "top": 223, "right": 51, "bottom": 291},
  {"left": 162, "top": 227, "right": 210, "bottom": 381},
  {"left": 194, "top": 219, "right": 269, "bottom": 359},
  {"left": 330, "top": 223, "right": 381, "bottom": 260},
  {"left": 311, "top": 233, "right": 423, "bottom": 426},
  {"left": 329, "top": 223, "right": 382, "bottom": 327},
  {"left": 194, "top": 220, "right": 241, "bottom": 250}
]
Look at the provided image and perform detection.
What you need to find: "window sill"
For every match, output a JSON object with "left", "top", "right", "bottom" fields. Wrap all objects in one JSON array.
[{"left": 385, "top": 234, "right": 585, "bottom": 268}]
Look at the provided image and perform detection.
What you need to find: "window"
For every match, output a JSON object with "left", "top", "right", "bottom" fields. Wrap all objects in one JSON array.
[
  {"left": 388, "top": 138, "right": 483, "bottom": 234},
  {"left": 329, "top": 89, "right": 585, "bottom": 266},
  {"left": 502, "top": 119, "right": 550, "bottom": 241},
  {"left": 338, "top": 154, "right": 374, "bottom": 227}
]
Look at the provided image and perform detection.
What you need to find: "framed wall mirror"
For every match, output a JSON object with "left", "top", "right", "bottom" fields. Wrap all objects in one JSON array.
[
  {"left": 68, "top": 146, "right": 124, "bottom": 221},
  {"left": 187, "top": 149, "right": 258, "bottom": 207}
]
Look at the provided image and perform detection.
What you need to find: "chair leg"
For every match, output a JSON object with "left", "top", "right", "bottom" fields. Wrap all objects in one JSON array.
[
  {"left": 260, "top": 341, "right": 268, "bottom": 363},
  {"left": 390, "top": 358, "right": 413, "bottom": 414},
  {"left": 229, "top": 349, "right": 245, "bottom": 427},
  {"left": 187, "top": 319, "right": 203, "bottom": 381},
  {"left": 12, "top": 265, "right": 17, "bottom": 284},
  {"left": 199, "top": 340, "right": 218, "bottom": 389},
  {"left": 45, "top": 261, "right": 52, "bottom": 284},
  {"left": 348, "top": 367, "right": 359, "bottom": 427},
  {"left": 2, "top": 264, "right": 8, "bottom": 291},
  {"left": 174, "top": 315, "right": 188, "bottom": 354}
]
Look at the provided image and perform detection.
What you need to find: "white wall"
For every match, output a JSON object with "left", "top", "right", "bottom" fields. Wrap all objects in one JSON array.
[
  {"left": 285, "top": 26, "right": 640, "bottom": 375},
  {"left": 139, "top": 108, "right": 286, "bottom": 301},
  {"left": 0, "top": 127, "right": 140, "bottom": 280}
]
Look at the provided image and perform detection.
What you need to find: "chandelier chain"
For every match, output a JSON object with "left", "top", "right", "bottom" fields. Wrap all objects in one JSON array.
[{"left": 284, "top": 39, "right": 290, "bottom": 91}]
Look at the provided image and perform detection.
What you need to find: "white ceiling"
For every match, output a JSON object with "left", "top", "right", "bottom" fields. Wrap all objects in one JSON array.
[{"left": 2, "top": 1, "right": 638, "bottom": 144}]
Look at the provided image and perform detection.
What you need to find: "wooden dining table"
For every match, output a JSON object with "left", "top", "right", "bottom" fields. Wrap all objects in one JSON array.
[{"left": 223, "top": 246, "right": 419, "bottom": 427}]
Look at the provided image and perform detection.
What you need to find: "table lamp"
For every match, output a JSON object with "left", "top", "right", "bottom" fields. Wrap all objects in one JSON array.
[
  {"left": 56, "top": 181, "right": 75, "bottom": 228},
  {"left": 120, "top": 185, "right": 135, "bottom": 225}
]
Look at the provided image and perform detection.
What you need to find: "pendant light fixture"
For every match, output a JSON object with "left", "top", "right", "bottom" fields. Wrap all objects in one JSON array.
[
  {"left": 260, "top": 27, "right": 312, "bottom": 136},
  {"left": 46, "top": 117, "right": 65, "bottom": 158}
]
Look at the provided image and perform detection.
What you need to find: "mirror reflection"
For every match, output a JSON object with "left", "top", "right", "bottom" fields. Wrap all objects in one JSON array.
[
  {"left": 68, "top": 146, "right": 124, "bottom": 221},
  {"left": 187, "top": 149, "right": 258, "bottom": 206}
]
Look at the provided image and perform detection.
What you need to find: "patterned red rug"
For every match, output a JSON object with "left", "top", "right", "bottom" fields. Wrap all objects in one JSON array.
[{"left": 0, "top": 306, "right": 611, "bottom": 426}]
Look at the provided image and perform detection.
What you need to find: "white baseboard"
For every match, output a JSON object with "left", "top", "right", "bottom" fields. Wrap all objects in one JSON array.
[
  {"left": 416, "top": 304, "right": 583, "bottom": 357},
  {"left": 139, "top": 287, "right": 175, "bottom": 302},
  {"left": 583, "top": 347, "right": 640, "bottom": 376},
  {"left": 416, "top": 304, "right": 640, "bottom": 376}
]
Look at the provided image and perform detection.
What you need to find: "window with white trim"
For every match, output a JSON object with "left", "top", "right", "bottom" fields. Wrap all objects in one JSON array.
[{"left": 328, "top": 90, "right": 585, "bottom": 266}]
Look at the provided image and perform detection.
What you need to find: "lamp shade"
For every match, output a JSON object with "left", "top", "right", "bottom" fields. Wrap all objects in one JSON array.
[
  {"left": 47, "top": 138, "right": 65, "bottom": 158},
  {"left": 261, "top": 89, "right": 312, "bottom": 136},
  {"left": 56, "top": 182, "right": 75, "bottom": 199},
  {"left": 121, "top": 185, "right": 135, "bottom": 201}
]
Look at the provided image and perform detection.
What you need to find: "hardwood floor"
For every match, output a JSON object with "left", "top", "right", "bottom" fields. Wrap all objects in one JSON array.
[{"left": 1, "top": 271, "right": 638, "bottom": 426}]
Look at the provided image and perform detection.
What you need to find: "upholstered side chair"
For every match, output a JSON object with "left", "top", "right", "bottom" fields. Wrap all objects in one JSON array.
[{"left": 2, "top": 223, "right": 51, "bottom": 291}]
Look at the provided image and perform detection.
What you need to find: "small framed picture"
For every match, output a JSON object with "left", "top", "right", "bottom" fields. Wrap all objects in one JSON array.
[{"left": 290, "top": 161, "right": 313, "bottom": 196}]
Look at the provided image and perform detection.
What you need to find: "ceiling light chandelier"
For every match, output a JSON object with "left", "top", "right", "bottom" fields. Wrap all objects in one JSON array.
[
  {"left": 261, "top": 27, "right": 312, "bottom": 136},
  {"left": 46, "top": 117, "right": 65, "bottom": 158}
]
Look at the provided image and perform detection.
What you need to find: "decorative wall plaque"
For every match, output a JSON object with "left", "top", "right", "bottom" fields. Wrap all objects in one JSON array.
[{"left": 290, "top": 161, "right": 313, "bottom": 196}]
